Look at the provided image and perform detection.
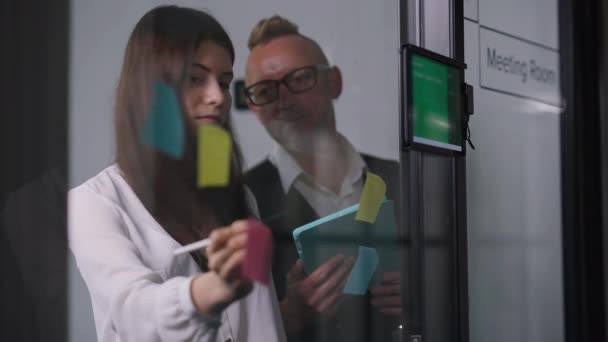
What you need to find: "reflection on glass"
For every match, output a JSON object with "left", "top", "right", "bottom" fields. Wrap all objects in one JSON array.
[
  {"left": 69, "top": 1, "right": 406, "bottom": 341},
  {"left": 243, "top": 15, "right": 403, "bottom": 342},
  {"left": 2, "top": 168, "right": 67, "bottom": 341},
  {"left": 1, "top": 1, "right": 69, "bottom": 341}
]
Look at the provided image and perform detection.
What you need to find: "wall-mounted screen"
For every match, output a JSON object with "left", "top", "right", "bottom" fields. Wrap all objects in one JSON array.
[{"left": 402, "top": 45, "right": 467, "bottom": 154}]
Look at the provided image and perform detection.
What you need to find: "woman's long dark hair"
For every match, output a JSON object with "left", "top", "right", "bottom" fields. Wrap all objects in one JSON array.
[{"left": 114, "top": 5, "right": 250, "bottom": 250}]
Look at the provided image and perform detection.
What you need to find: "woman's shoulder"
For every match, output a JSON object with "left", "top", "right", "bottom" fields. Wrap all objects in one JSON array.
[{"left": 69, "top": 164, "right": 128, "bottom": 209}]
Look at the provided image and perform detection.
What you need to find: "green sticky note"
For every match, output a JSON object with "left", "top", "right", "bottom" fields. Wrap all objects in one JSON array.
[
  {"left": 343, "top": 246, "right": 379, "bottom": 295},
  {"left": 355, "top": 172, "right": 387, "bottom": 223},
  {"left": 197, "top": 125, "right": 232, "bottom": 187},
  {"left": 140, "top": 81, "right": 185, "bottom": 159}
]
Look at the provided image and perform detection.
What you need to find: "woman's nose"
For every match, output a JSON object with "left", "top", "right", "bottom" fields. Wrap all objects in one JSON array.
[{"left": 204, "top": 80, "right": 225, "bottom": 106}]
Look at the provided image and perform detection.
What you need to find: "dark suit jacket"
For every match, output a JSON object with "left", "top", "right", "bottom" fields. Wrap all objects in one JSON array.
[{"left": 246, "top": 154, "right": 401, "bottom": 342}]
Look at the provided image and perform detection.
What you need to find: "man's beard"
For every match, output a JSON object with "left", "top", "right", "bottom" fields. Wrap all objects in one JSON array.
[{"left": 265, "top": 109, "right": 338, "bottom": 158}]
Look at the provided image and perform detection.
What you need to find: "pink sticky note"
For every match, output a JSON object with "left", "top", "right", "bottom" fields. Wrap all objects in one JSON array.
[{"left": 241, "top": 219, "right": 272, "bottom": 285}]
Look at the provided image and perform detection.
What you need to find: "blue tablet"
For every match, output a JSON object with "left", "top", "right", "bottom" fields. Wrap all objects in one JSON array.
[{"left": 292, "top": 200, "right": 400, "bottom": 289}]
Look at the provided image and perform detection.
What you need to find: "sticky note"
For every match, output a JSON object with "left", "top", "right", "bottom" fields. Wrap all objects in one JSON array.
[
  {"left": 197, "top": 125, "right": 232, "bottom": 187},
  {"left": 355, "top": 172, "right": 387, "bottom": 223},
  {"left": 140, "top": 81, "right": 185, "bottom": 158},
  {"left": 241, "top": 219, "right": 272, "bottom": 284},
  {"left": 343, "top": 246, "right": 379, "bottom": 295}
]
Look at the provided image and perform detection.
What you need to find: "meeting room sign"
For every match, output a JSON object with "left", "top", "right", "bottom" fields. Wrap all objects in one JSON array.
[{"left": 479, "top": 27, "right": 560, "bottom": 107}]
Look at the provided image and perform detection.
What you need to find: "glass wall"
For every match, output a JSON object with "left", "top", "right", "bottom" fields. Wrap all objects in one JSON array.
[
  {"left": 1, "top": 0, "right": 567, "bottom": 341},
  {"left": 68, "top": 1, "right": 404, "bottom": 341}
]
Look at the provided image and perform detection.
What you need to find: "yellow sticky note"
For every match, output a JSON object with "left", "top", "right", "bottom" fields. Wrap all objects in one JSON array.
[
  {"left": 355, "top": 172, "right": 387, "bottom": 223},
  {"left": 197, "top": 125, "right": 232, "bottom": 187}
]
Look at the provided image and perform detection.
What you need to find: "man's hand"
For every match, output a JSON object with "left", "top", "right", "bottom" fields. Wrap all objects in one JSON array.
[
  {"left": 280, "top": 255, "right": 355, "bottom": 333},
  {"left": 370, "top": 272, "right": 402, "bottom": 316}
]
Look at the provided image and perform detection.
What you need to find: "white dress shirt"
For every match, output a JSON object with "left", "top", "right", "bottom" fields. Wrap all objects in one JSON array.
[
  {"left": 68, "top": 165, "right": 286, "bottom": 342},
  {"left": 268, "top": 134, "right": 367, "bottom": 217}
]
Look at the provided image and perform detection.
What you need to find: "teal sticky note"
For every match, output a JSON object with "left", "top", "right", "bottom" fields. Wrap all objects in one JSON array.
[
  {"left": 343, "top": 246, "right": 379, "bottom": 295},
  {"left": 140, "top": 81, "right": 185, "bottom": 159}
]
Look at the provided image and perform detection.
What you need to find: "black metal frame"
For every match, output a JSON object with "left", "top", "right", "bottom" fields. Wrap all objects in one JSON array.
[
  {"left": 452, "top": 1, "right": 470, "bottom": 341},
  {"left": 398, "top": 0, "right": 469, "bottom": 341},
  {"left": 559, "top": 0, "right": 607, "bottom": 341},
  {"left": 601, "top": 1, "right": 608, "bottom": 336},
  {"left": 0, "top": 1, "right": 69, "bottom": 341}
]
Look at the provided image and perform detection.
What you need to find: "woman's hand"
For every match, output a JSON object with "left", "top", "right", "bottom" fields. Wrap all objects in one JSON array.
[{"left": 190, "top": 220, "right": 254, "bottom": 317}]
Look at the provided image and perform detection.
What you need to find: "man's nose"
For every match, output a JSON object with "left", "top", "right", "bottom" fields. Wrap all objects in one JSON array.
[{"left": 276, "top": 81, "right": 293, "bottom": 102}]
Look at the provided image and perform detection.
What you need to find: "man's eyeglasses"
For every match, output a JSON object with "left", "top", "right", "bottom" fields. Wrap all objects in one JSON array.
[{"left": 244, "top": 64, "right": 330, "bottom": 106}]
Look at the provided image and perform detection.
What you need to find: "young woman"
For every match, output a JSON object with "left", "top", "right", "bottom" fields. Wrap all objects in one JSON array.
[{"left": 69, "top": 6, "right": 285, "bottom": 341}]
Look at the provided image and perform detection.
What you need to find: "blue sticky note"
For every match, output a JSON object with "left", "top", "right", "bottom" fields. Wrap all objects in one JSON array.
[
  {"left": 343, "top": 246, "right": 379, "bottom": 295},
  {"left": 140, "top": 81, "right": 185, "bottom": 159}
]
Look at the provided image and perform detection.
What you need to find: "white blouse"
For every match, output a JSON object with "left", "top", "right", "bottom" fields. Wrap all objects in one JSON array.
[{"left": 68, "top": 165, "right": 286, "bottom": 342}]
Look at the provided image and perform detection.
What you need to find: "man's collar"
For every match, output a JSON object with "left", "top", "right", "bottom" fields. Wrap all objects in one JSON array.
[
  {"left": 342, "top": 136, "right": 367, "bottom": 185},
  {"left": 268, "top": 143, "right": 303, "bottom": 194},
  {"left": 268, "top": 134, "right": 367, "bottom": 194}
]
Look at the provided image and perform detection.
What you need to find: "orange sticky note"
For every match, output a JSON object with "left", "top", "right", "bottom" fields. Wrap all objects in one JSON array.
[
  {"left": 197, "top": 125, "right": 232, "bottom": 187},
  {"left": 355, "top": 172, "right": 387, "bottom": 223}
]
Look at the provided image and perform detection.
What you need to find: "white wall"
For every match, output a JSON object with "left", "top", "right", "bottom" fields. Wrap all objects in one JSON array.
[
  {"left": 69, "top": 0, "right": 400, "bottom": 340},
  {"left": 464, "top": 0, "right": 564, "bottom": 341}
]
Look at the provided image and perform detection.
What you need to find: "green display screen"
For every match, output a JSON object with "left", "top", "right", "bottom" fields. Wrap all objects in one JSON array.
[{"left": 411, "top": 54, "right": 462, "bottom": 151}]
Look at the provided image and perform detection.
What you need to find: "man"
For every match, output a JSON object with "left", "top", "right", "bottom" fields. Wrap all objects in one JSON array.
[{"left": 244, "top": 15, "right": 402, "bottom": 342}]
